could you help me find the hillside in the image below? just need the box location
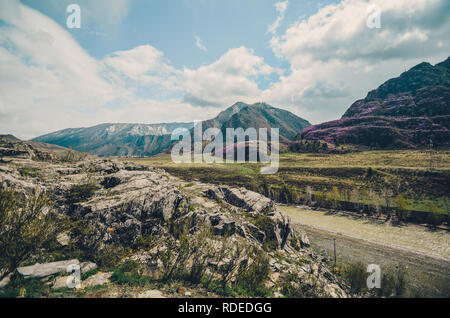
[298,56,450,150]
[202,102,311,143]
[0,139,347,298]
[1,135,86,162]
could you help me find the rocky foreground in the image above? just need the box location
[0,137,347,298]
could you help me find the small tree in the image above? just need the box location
[428,201,444,229]
[0,187,59,280]
[328,186,341,210]
[395,194,409,222]
[381,188,394,219]
[305,186,313,205]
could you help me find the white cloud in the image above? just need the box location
[0,0,126,139]
[104,45,180,90]
[182,47,282,107]
[264,0,450,123]
[271,0,450,66]
[195,35,207,52]
[0,2,278,138]
[267,0,289,35]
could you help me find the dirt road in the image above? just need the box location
[278,205,450,297]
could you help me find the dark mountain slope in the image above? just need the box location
[298,56,450,150]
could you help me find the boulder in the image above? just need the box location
[56,232,71,246]
[204,186,275,214]
[0,274,12,289]
[82,272,112,288]
[17,259,80,278]
[80,262,97,273]
[51,276,71,289]
[137,290,166,298]
[299,232,310,248]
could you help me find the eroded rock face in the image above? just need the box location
[205,186,275,214]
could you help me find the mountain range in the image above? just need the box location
[32,56,450,155]
[33,103,311,157]
[33,123,194,157]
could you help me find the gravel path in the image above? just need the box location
[278,205,450,297]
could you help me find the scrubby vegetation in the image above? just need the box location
[0,188,60,281]
[339,262,408,297]
[67,181,99,203]
[156,226,272,297]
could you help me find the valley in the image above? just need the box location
[128,150,450,219]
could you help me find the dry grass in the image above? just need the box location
[279,150,450,170]
[125,150,450,213]
[126,149,450,170]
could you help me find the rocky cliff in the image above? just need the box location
[0,137,346,298]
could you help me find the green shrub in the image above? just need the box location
[18,167,42,179]
[253,215,278,251]
[342,262,367,294]
[132,235,156,250]
[279,272,324,298]
[376,265,407,298]
[234,248,271,297]
[111,271,151,287]
[0,188,60,281]
[81,268,98,281]
[290,235,301,251]
[428,201,445,228]
[68,181,99,203]
[110,259,151,287]
[2,273,49,298]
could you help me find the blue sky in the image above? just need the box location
[22,0,334,70]
[1,0,449,139]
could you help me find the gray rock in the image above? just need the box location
[205,186,275,214]
[17,259,80,278]
[52,276,71,289]
[137,290,166,298]
[300,232,310,248]
[82,272,112,288]
[0,273,12,289]
[80,262,97,273]
[56,232,71,246]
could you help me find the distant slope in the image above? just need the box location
[33,123,194,157]
[298,56,450,150]
[202,102,311,142]
[34,103,310,157]
[1,135,85,161]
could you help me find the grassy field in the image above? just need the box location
[125,150,450,215]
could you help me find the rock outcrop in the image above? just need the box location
[0,138,347,298]
[17,260,80,278]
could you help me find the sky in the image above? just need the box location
[0,0,449,139]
